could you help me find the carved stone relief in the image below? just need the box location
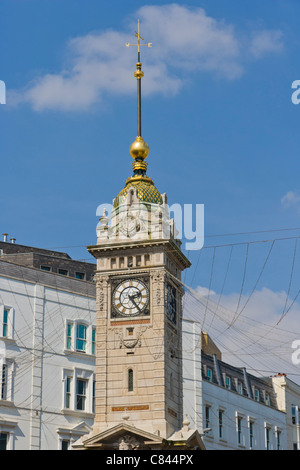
[110,325,150,349]
[150,269,165,307]
[96,275,109,312]
[114,434,141,450]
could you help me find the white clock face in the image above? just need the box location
[113,279,149,316]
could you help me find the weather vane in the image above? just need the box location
[126,20,152,138]
[125,19,152,62]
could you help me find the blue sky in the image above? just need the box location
[2,1,300,377]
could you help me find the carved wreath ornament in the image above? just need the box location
[111,325,150,349]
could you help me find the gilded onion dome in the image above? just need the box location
[113,136,162,209]
[113,179,163,209]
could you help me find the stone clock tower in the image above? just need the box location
[73,23,204,451]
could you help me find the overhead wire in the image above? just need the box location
[228,242,249,329]
[202,247,216,329]
[276,238,298,325]
[207,245,233,330]
[175,233,300,384]
[182,289,300,383]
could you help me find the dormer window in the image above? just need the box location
[75,272,85,280]
[40,265,51,272]
[58,268,68,276]
[225,376,231,390]
[206,367,212,382]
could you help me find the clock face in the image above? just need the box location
[112,279,149,316]
[167,284,177,324]
[119,212,140,237]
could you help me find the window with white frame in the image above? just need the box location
[76,324,87,352]
[0,419,16,450]
[92,379,96,414]
[61,439,70,450]
[62,368,94,415]
[92,328,96,355]
[0,432,8,450]
[76,378,87,410]
[65,320,96,355]
[248,419,255,449]
[276,428,282,450]
[66,323,72,350]
[1,306,13,339]
[292,405,298,425]
[204,404,211,430]
[206,367,212,382]
[57,427,92,451]
[1,364,7,400]
[218,409,224,439]
[225,376,231,390]
[265,425,271,450]
[2,309,8,337]
[0,359,14,402]
[236,414,244,446]
[65,376,72,409]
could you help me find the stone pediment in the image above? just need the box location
[72,423,205,450]
[57,421,93,439]
[71,421,93,435]
[72,423,164,450]
[167,428,206,450]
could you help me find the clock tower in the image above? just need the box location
[74,22,204,450]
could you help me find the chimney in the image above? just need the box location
[2,233,8,242]
[10,238,16,244]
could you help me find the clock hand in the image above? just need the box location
[129,294,142,311]
[131,293,141,299]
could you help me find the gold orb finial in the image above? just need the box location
[129,136,149,160]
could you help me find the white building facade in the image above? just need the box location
[0,259,96,450]
[182,319,288,450]
[271,374,300,450]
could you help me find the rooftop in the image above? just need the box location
[0,235,96,282]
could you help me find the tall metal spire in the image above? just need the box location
[126,20,152,137]
[112,25,161,208]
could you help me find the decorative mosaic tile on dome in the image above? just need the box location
[113,180,163,208]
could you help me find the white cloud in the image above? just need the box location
[281,190,300,212]
[13,4,284,112]
[248,29,284,59]
[184,284,300,328]
[134,4,243,79]
[183,285,300,383]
